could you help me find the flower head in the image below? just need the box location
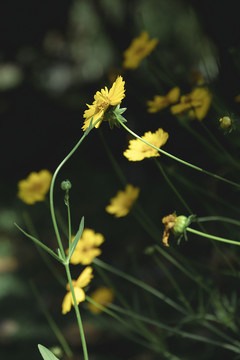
[62,267,93,314]
[69,229,104,265]
[123,128,169,161]
[162,213,191,246]
[106,184,140,218]
[170,87,212,121]
[17,170,52,205]
[88,287,114,314]
[82,76,125,131]
[147,87,180,113]
[122,31,158,70]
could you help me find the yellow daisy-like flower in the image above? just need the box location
[106,184,140,218]
[88,287,114,314]
[123,128,169,161]
[17,170,52,205]
[69,229,104,265]
[62,266,93,315]
[147,87,180,113]
[82,76,125,131]
[122,31,158,70]
[170,87,212,121]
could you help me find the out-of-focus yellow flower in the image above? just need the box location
[147,87,180,113]
[122,31,158,70]
[106,184,140,218]
[170,87,212,121]
[88,287,114,314]
[234,94,240,102]
[82,76,125,131]
[123,128,169,161]
[62,267,93,315]
[69,229,104,265]
[17,170,52,205]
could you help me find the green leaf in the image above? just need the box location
[14,223,61,263]
[38,344,60,360]
[66,216,84,262]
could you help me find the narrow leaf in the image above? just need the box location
[38,344,60,360]
[67,216,84,262]
[14,223,61,263]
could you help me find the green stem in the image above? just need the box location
[30,280,73,358]
[93,258,188,315]
[153,158,193,214]
[65,263,89,360]
[186,227,240,246]
[49,119,100,259]
[197,216,240,227]
[118,119,240,189]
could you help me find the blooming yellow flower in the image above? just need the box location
[106,184,140,218]
[147,87,180,113]
[170,87,212,121]
[123,128,169,161]
[70,229,104,265]
[122,31,158,70]
[88,287,114,314]
[62,266,93,315]
[17,170,52,205]
[82,76,125,131]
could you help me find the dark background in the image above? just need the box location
[1,0,240,359]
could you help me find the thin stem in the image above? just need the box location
[186,227,240,246]
[65,263,89,360]
[153,158,193,214]
[197,216,240,227]
[118,119,240,189]
[49,119,100,259]
[30,280,73,358]
[93,258,188,315]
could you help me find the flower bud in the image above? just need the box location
[173,215,188,236]
[61,180,72,191]
[219,116,232,130]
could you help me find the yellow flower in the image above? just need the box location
[82,76,125,131]
[170,87,212,121]
[17,170,52,205]
[70,229,104,265]
[62,266,93,315]
[88,287,114,314]
[147,87,180,113]
[122,31,158,70]
[106,184,140,218]
[123,128,169,161]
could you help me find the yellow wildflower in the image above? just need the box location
[82,76,125,131]
[62,266,93,315]
[106,184,140,218]
[122,31,158,70]
[70,229,104,265]
[147,87,180,113]
[170,87,212,121]
[123,128,169,161]
[88,287,114,314]
[17,170,52,205]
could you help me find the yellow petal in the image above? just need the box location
[76,266,94,288]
